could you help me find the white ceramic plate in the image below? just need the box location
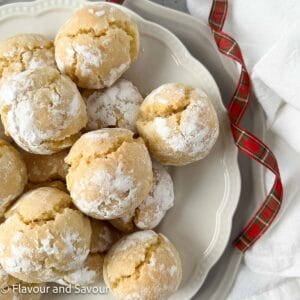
[0,1,241,299]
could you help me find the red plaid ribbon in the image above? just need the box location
[107,0,283,252]
[209,0,283,252]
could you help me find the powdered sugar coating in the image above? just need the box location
[134,161,174,229]
[103,62,130,87]
[137,83,219,166]
[114,230,157,252]
[84,79,143,131]
[73,44,103,76]
[153,99,218,155]
[0,67,87,154]
[110,161,174,232]
[60,253,104,287]
[103,230,182,300]
[0,187,91,283]
[65,128,153,220]
[0,33,55,82]
[55,5,139,89]
[71,162,139,219]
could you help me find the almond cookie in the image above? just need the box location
[0,140,27,218]
[55,4,139,89]
[22,150,69,183]
[0,67,87,154]
[83,79,143,131]
[110,161,174,232]
[58,219,120,287]
[0,187,91,283]
[136,83,219,165]
[0,33,55,81]
[103,230,182,300]
[65,128,153,219]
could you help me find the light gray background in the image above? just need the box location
[151,0,188,12]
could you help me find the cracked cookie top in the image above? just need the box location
[0,67,87,154]
[54,4,139,89]
[0,140,27,218]
[83,78,143,132]
[0,187,91,283]
[137,83,220,166]
[0,33,55,82]
[65,128,153,220]
[103,230,182,300]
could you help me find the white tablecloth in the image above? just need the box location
[188,0,300,299]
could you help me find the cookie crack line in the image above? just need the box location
[69,136,139,171]
[62,19,136,58]
[0,44,53,77]
[139,102,190,124]
[13,204,71,226]
[64,20,133,40]
[110,236,162,288]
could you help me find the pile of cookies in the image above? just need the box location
[0,3,219,300]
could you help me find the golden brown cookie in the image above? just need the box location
[136,83,219,165]
[55,4,139,89]
[103,230,182,300]
[0,187,91,283]
[0,33,55,82]
[0,67,87,154]
[65,128,153,220]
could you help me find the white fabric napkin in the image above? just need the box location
[187,0,300,299]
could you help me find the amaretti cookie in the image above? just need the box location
[0,33,55,81]
[0,67,87,154]
[136,83,219,165]
[0,264,43,300]
[110,161,174,232]
[59,219,120,286]
[55,4,139,89]
[22,150,69,183]
[0,140,27,217]
[83,79,143,131]
[65,128,153,219]
[103,230,182,300]
[0,187,91,283]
